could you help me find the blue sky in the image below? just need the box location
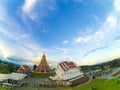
[0,0,120,67]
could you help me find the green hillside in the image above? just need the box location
[80,58,120,72]
[0,60,19,74]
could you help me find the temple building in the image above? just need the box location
[50,61,84,81]
[17,65,31,74]
[36,54,51,72]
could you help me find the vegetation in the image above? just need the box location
[0,60,19,74]
[33,64,37,70]
[0,78,119,90]
[72,78,120,90]
[1,58,120,90]
[0,88,10,90]
[31,72,56,78]
[80,58,120,72]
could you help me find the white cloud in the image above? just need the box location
[75,36,92,43]
[0,41,11,58]
[63,40,69,44]
[41,29,49,33]
[114,0,120,11]
[32,57,40,63]
[0,6,8,22]
[22,0,57,21]
[56,48,68,54]
[0,9,58,65]
[22,0,37,13]
[73,0,120,65]
[104,15,117,28]
[22,0,38,20]
[74,0,120,44]
[1,0,120,67]
[0,5,44,63]
[74,11,117,43]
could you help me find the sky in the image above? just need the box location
[0,0,120,67]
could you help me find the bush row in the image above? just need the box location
[31,72,56,78]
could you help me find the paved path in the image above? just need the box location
[76,76,93,87]
[24,78,46,87]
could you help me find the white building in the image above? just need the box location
[50,61,84,81]
[0,73,27,81]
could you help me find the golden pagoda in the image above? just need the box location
[36,54,51,72]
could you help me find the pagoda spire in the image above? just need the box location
[36,54,51,72]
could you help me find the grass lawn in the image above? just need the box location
[0,87,11,90]
[1,78,120,90]
[73,78,120,90]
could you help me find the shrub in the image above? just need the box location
[31,72,55,78]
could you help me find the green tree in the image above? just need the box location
[33,64,37,70]
[7,64,14,73]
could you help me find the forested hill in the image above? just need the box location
[0,59,19,74]
[80,58,120,72]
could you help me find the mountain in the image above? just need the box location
[80,58,120,72]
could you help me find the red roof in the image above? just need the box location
[59,61,77,71]
[17,65,31,73]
